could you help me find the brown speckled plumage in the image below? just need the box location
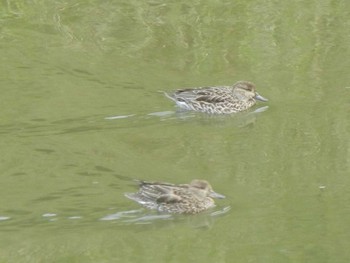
[165,81,268,114]
[125,179,225,214]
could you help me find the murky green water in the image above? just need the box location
[1,0,350,262]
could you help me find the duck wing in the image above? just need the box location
[172,87,231,103]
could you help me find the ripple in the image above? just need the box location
[100,209,143,221]
[100,206,231,225]
[210,206,231,217]
[0,216,10,221]
[42,213,57,217]
[105,114,135,120]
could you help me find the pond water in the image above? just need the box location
[1,0,350,262]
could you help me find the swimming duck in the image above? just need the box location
[165,81,268,114]
[125,179,225,214]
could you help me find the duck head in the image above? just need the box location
[233,81,268,102]
[189,179,226,199]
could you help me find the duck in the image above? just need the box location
[125,179,225,214]
[165,80,268,114]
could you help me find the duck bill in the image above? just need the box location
[255,93,268,102]
[209,191,225,199]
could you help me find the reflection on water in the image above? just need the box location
[100,206,231,226]
[105,105,269,128]
[0,105,268,138]
[0,206,231,230]
[100,209,173,223]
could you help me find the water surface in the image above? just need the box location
[1,0,350,262]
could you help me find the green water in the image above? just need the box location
[1,0,350,262]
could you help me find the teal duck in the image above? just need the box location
[125,179,225,214]
[165,81,268,114]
